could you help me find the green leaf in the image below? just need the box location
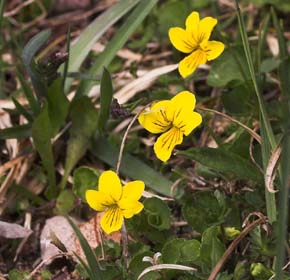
[216,272,233,280]
[66,216,103,280]
[221,85,252,115]
[0,0,5,28]
[32,102,56,197]
[144,197,171,230]
[11,97,33,122]
[62,26,71,90]
[162,238,184,264]
[91,137,173,197]
[207,47,250,87]
[73,166,100,201]
[12,184,46,206]
[98,68,113,133]
[56,189,76,214]
[0,124,31,139]
[17,71,40,115]
[200,226,225,271]
[182,192,225,233]
[46,78,69,136]
[76,0,158,97]
[157,1,188,37]
[233,261,251,280]
[162,238,200,264]
[178,147,262,182]
[22,29,51,99]
[30,79,69,197]
[8,269,29,280]
[60,96,98,189]
[260,57,281,73]
[62,0,140,92]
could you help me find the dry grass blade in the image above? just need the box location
[137,264,196,280]
[114,64,178,104]
[197,107,261,144]
[0,114,19,202]
[4,0,35,17]
[265,144,282,193]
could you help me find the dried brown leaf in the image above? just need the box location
[0,221,32,238]
[265,144,282,193]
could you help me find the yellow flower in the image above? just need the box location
[169,11,225,78]
[138,91,202,162]
[85,170,144,234]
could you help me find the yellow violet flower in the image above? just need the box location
[169,11,225,78]
[138,91,202,162]
[85,170,144,234]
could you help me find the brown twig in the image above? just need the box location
[208,216,266,280]
[0,153,33,176]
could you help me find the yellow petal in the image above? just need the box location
[85,190,114,211]
[185,11,200,32]
[202,40,225,61]
[173,111,202,136]
[178,50,207,78]
[118,200,144,218]
[100,206,123,234]
[122,181,144,201]
[154,127,183,162]
[138,100,172,134]
[98,170,122,202]
[167,91,196,120]
[168,27,195,53]
[198,17,217,43]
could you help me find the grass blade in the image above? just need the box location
[62,26,71,91]
[0,124,31,139]
[257,12,270,75]
[22,29,51,99]
[91,137,173,197]
[66,216,103,280]
[98,68,113,134]
[234,0,277,223]
[17,71,40,115]
[271,8,290,97]
[271,8,290,278]
[62,0,140,92]
[75,0,158,98]
[0,0,5,27]
[0,0,6,99]
[11,97,33,122]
